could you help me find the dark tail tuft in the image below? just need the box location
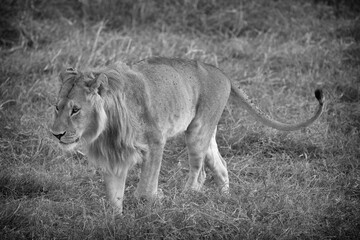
[314,89,324,105]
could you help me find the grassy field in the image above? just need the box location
[1,0,360,239]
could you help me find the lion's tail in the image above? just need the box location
[230,84,325,131]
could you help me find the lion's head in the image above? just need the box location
[50,64,147,175]
[50,68,108,151]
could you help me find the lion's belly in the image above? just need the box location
[152,91,196,138]
[164,110,195,138]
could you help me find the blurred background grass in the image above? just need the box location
[1,0,360,239]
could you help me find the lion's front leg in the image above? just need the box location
[135,139,165,201]
[103,167,129,214]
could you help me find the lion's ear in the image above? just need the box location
[89,73,108,96]
[59,68,78,83]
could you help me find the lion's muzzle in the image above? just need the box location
[50,130,80,147]
[52,130,66,141]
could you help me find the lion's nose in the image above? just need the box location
[52,131,66,140]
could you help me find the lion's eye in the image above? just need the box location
[55,105,59,112]
[71,106,80,115]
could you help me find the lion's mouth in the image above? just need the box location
[60,138,80,145]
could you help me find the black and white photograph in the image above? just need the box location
[1,0,359,239]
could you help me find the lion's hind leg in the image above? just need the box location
[184,124,229,193]
[184,150,207,192]
[184,121,213,192]
[205,127,229,194]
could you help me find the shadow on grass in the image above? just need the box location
[0,172,51,200]
[0,202,33,240]
[227,131,323,160]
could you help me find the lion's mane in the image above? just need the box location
[86,63,148,175]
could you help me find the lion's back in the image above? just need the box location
[134,57,231,100]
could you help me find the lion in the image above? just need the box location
[50,57,324,213]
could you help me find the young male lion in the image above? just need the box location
[50,57,324,213]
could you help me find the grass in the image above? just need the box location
[1,0,360,239]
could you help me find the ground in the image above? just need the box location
[1,0,360,239]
